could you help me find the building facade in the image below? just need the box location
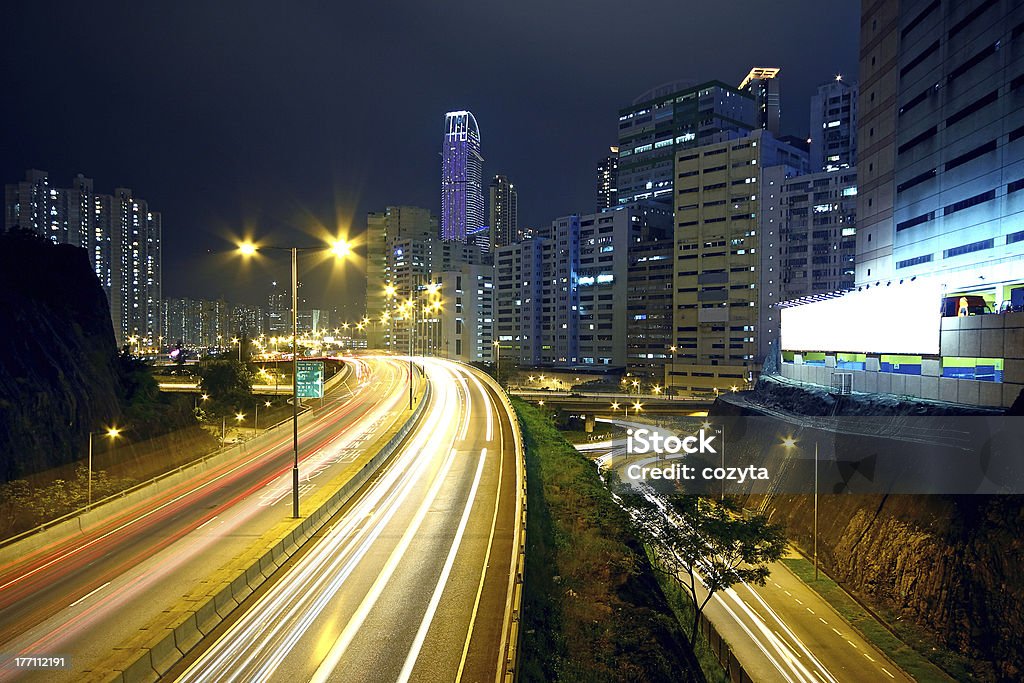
[441,110,485,244]
[770,169,858,300]
[856,0,1024,311]
[810,76,859,172]
[365,206,437,348]
[5,170,161,346]
[668,130,808,395]
[494,206,670,370]
[740,67,782,136]
[626,239,674,380]
[615,81,755,207]
[488,174,518,251]
[596,148,619,211]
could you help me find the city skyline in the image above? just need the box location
[0,1,859,309]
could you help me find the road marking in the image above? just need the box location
[818,617,827,625]
[70,581,110,607]
[196,515,218,530]
[813,671,826,682]
[881,666,895,678]
[457,380,505,681]
[806,607,815,614]
[847,639,858,649]
[309,447,458,683]
[794,598,804,605]
[832,627,842,636]
[784,590,792,596]
[864,653,876,662]
[398,447,488,682]
[773,582,781,588]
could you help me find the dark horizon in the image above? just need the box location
[2,1,859,312]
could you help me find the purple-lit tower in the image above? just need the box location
[441,110,485,243]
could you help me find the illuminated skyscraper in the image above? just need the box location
[740,67,782,136]
[441,110,485,243]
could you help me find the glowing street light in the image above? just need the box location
[782,434,819,580]
[88,427,121,505]
[237,236,353,519]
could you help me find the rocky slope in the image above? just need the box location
[713,378,1023,680]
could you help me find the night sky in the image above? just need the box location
[2,1,859,317]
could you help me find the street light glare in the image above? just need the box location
[781,436,798,449]
[107,427,121,438]
[331,239,351,258]
[238,242,257,256]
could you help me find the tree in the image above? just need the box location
[197,360,253,416]
[626,490,787,643]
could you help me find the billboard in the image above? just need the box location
[780,278,942,355]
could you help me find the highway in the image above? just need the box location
[173,358,523,683]
[0,356,417,681]
[591,423,916,683]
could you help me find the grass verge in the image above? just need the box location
[645,549,730,683]
[513,398,701,682]
[781,557,959,681]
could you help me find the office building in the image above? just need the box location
[856,0,1024,307]
[668,130,808,395]
[5,170,162,346]
[488,174,518,250]
[433,264,494,363]
[365,206,437,348]
[626,239,674,380]
[739,67,782,136]
[386,236,488,355]
[596,148,619,211]
[441,110,485,243]
[767,169,858,300]
[266,281,289,334]
[615,80,755,207]
[494,205,670,369]
[810,76,859,172]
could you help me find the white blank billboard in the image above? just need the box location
[780,278,941,354]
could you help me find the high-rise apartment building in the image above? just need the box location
[488,174,518,251]
[5,170,161,346]
[596,148,619,211]
[232,304,264,338]
[433,264,494,363]
[810,76,859,172]
[441,110,485,244]
[856,0,1024,309]
[266,281,289,334]
[365,206,437,348]
[767,170,858,300]
[615,81,755,207]
[668,130,808,394]
[740,67,782,136]
[161,298,230,350]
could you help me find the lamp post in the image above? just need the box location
[238,238,351,518]
[87,427,121,506]
[782,435,818,580]
[493,340,501,386]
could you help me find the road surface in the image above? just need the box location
[173,358,523,683]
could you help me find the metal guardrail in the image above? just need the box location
[0,364,352,559]
[466,368,527,683]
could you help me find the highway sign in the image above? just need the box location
[296,360,324,398]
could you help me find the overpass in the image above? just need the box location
[509,389,715,416]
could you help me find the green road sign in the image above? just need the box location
[296,360,324,398]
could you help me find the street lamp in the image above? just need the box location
[232,337,241,362]
[87,427,121,505]
[782,435,818,580]
[493,340,501,386]
[238,237,352,518]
